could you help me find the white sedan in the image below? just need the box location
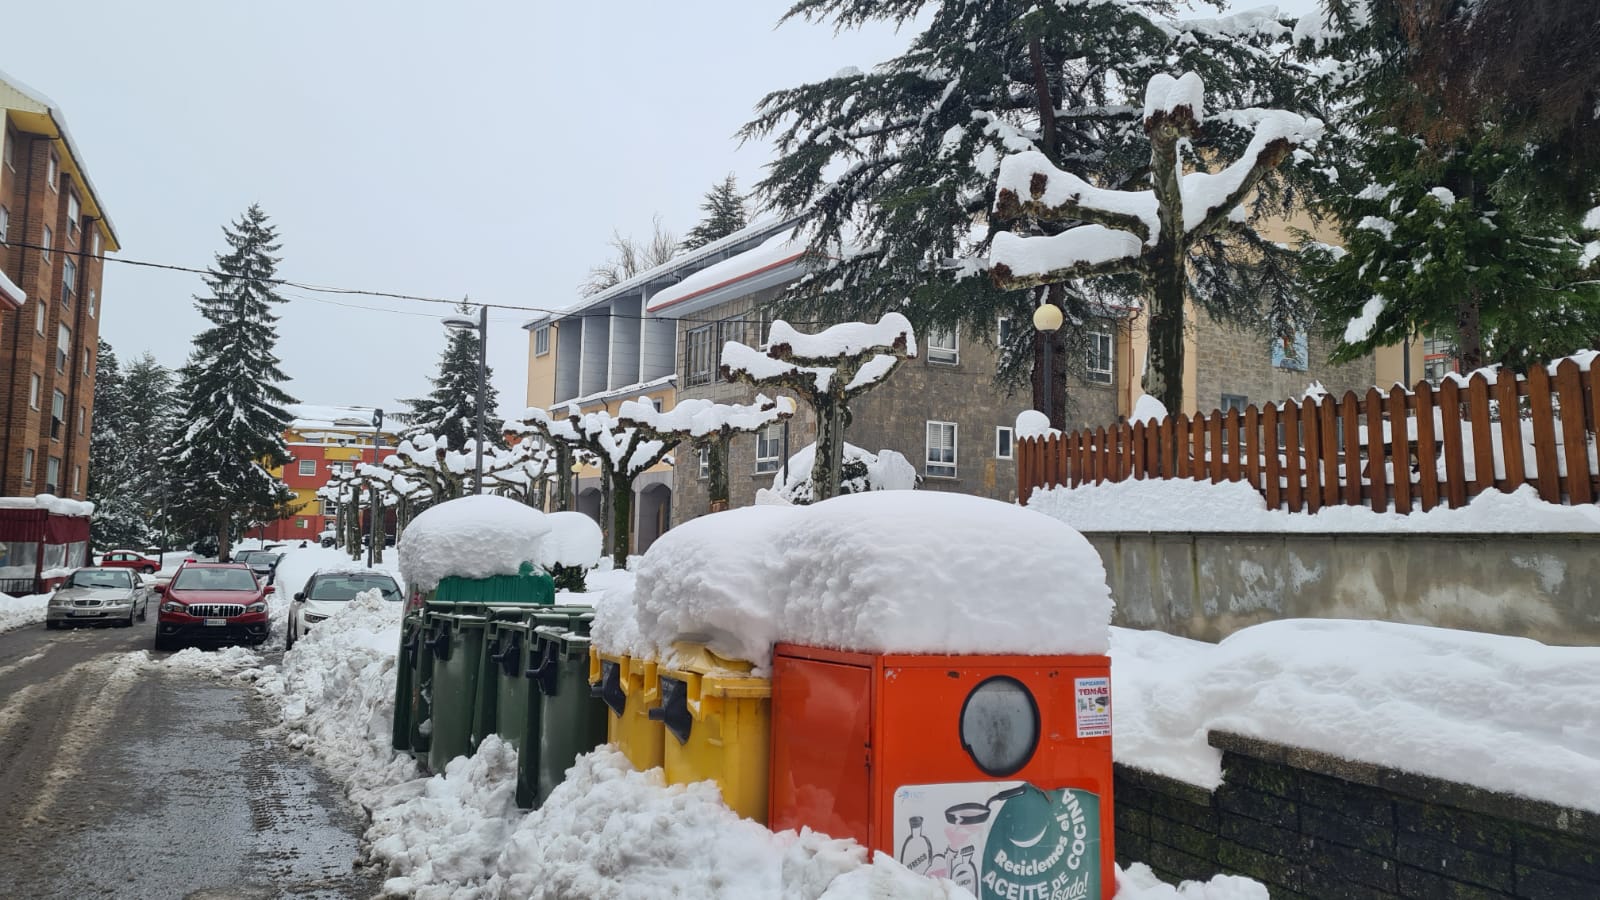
[285,569,403,649]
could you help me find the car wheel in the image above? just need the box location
[45,619,60,630]
[154,633,178,652]
[140,565,156,574]
[285,626,295,651]
[137,604,147,623]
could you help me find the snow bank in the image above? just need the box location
[1116,863,1268,900]
[537,511,604,570]
[1111,620,1600,813]
[399,495,551,593]
[767,442,918,504]
[595,491,1112,670]
[1029,478,1600,533]
[0,592,49,633]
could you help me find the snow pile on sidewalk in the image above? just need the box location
[399,495,552,592]
[1030,478,1600,533]
[595,491,1112,670]
[0,592,50,634]
[1111,619,1600,812]
[161,644,268,676]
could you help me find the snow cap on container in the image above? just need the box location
[398,494,551,592]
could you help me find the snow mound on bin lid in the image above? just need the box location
[537,511,603,570]
[596,491,1112,670]
[398,495,551,593]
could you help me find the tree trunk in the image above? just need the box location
[215,509,230,562]
[1145,264,1187,416]
[813,399,846,502]
[609,471,632,569]
[1457,288,1484,371]
[1029,38,1057,163]
[555,444,572,511]
[708,434,730,512]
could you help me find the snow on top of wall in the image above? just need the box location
[537,511,603,570]
[593,491,1112,670]
[645,233,807,313]
[1113,619,1600,813]
[1029,478,1600,534]
[397,495,550,592]
[767,312,918,361]
[1130,394,1169,425]
[0,268,27,306]
[0,494,94,517]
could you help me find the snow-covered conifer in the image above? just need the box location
[400,300,499,451]
[87,340,146,549]
[681,174,749,251]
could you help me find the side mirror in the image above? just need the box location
[152,584,166,595]
[263,585,276,595]
[293,592,306,601]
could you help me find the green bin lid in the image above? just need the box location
[432,562,555,605]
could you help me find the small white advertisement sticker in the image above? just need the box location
[1074,677,1111,739]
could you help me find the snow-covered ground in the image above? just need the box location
[0,592,50,634]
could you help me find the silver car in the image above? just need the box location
[45,567,149,629]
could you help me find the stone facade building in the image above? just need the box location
[0,73,119,501]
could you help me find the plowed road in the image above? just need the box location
[0,617,379,899]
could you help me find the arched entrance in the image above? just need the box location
[635,483,672,554]
[576,487,603,527]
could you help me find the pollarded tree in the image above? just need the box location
[400,300,499,452]
[721,313,915,502]
[743,1,1320,425]
[163,205,297,560]
[988,73,1323,414]
[682,174,750,251]
[616,394,796,513]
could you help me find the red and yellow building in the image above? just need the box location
[262,405,399,543]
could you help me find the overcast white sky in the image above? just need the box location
[4,0,1317,423]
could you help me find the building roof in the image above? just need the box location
[286,404,400,434]
[644,232,809,318]
[0,69,120,251]
[523,215,804,329]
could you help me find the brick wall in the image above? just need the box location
[1114,732,1600,899]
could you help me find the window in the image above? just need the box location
[77,406,85,435]
[81,348,90,376]
[47,152,58,190]
[57,323,70,372]
[995,426,1014,460]
[298,459,316,476]
[320,499,337,517]
[92,229,100,257]
[71,465,80,494]
[652,398,664,413]
[928,326,959,364]
[1087,330,1113,384]
[685,323,716,386]
[1423,337,1457,385]
[46,456,60,491]
[33,299,45,334]
[755,423,783,474]
[534,324,550,356]
[997,316,1014,347]
[697,446,709,480]
[41,225,51,261]
[1271,330,1309,372]
[28,373,39,409]
[295,518,308,530]
[2,136,12,170]
[88,288,97,319]
[0,205,8,243]
[66,192,80,242]
[51,390,65,439]
[1221,394,1249,414]
[926,421,957,478]
[62,259,76,306]
[21,449,33,483]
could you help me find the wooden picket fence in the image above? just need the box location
[1016,358,1600,513]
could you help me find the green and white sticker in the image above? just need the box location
[892,781,1101,899]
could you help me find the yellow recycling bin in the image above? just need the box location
[589,647,665,771]
[651,643,771,822]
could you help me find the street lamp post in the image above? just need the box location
[442,306,489,495]
[1033,302,1064,427]
[367,408,383,568]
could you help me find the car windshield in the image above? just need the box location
[307,575,401,602]
[233,551,258,563]
[68,569,131,589]
[252,553,282,567]
[172,567,259,592]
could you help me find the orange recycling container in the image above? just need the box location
[588,647,665,771]
[769,644,1114,899]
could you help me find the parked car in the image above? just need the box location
[245,552,283,584]
[153,562,273,650]
[45,567,149,629]
[286,569,402,650]
[98,549,161,574]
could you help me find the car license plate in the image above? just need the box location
[204,617,227,627]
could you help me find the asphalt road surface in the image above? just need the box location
[0,616,380,899]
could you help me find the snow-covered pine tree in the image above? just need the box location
[721,313,916,502]
[121,352,178,543]
[400,300,499,452]
[681,174,749,251]
[87,340,146,549]
[1296,3,1600,371]
[989,73,1324,414]
[742,1,1319,426]
[163,204,297,560]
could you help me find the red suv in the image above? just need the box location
[154,562,273,650]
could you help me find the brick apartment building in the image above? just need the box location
[260,405,400,543]
[0,72,119,500]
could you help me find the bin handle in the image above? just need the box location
[402,630,420,664]
[426,625,451,661]
[490,633,521,677]
[525,643,560,696]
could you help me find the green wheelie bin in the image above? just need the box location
[426,611,490,774]
[528,611,606,805]
[392,610,428,753]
